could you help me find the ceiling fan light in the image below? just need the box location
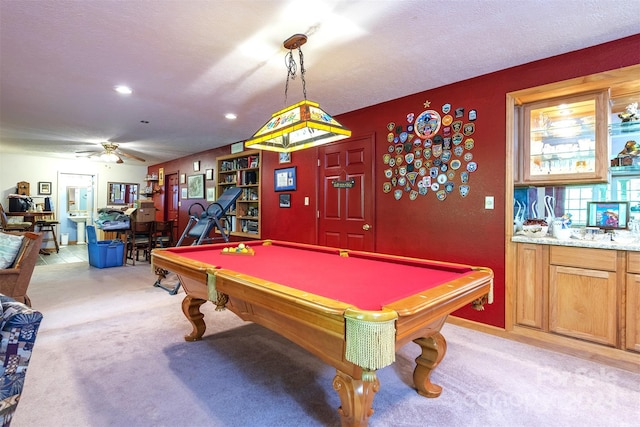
[100,152,120,162]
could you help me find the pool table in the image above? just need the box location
[151,240,493,427]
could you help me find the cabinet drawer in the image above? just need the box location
[629,252,640,274]
[549,246,617,271]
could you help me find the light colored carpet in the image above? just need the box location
[12,262,640,427]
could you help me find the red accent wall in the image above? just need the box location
[151,34,640,329]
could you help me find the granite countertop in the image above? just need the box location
[512,234,640,251]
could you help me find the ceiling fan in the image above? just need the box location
[76,142,146,163]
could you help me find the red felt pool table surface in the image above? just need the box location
[163,240,475,310]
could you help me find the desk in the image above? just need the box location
[5,211,54,231]
[151,240,493,427]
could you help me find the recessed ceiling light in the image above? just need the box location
[225,113,237,120]
[114,85,133,95]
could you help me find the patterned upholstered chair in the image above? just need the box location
[0,294,43,427]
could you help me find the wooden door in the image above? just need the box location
[166,173,179,241]
[318,134,374,251]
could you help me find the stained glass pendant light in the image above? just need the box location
[244,34,351,153]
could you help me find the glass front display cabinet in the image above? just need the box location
[520,90,609,185]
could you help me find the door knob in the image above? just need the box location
[362,223,371,231]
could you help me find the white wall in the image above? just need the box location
[0,152,147,225]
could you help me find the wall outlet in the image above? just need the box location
[485,196,494,210]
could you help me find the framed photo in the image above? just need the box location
[38,181,52,195]
[586,201,629,230]
[180,173,186,184]
[187,174,204,199]
[279,193,291,208]
[181,188,188,199]
[279,152,291,164]
[206,187,216,202]
[206,169,214,180]
[158,168,164,186]
[193,161,200,172]
[274,167,296,192]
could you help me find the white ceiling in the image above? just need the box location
[1,0,639,165]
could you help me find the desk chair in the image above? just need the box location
[152,220,174,249]
[126,221,153,265]
[0,203,32,232]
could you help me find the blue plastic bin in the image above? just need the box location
[87,225,124,268]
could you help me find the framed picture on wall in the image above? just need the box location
[279,193,291,208]
[206,187,216,202]
[181,188,188,199]
[206,169,214,180]
[187,174,204,199]
[279,152,291,164]
[180,173,186,184]
[38,181,52,195]
[193,161,200,172]
[274,167,296,191]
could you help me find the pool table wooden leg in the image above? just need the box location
[181,295,207,341]
[413,332,447,397]
[333,369,379,427]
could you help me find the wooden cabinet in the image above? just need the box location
[515,243,547,329]
[216,150,261,239]
[513,243,640,356]
[627,252,640,352]
[549,246,618,346]
[517,90,609,185]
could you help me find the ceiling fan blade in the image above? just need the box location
[115,154,124,164]
[117,150,146,162]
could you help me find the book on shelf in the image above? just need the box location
[241,171,257,185]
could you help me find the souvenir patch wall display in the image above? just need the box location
[382,100,479,201]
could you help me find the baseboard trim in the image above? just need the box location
[447,316,640,373]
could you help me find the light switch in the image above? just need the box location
[304,197,309,206]
[485,196,494,210]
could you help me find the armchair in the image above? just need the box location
[0,232,43,307]
[0,294,43,427]
[0,205,31,232]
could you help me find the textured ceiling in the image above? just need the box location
[1,0,639,164]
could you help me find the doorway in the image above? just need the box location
[57,173,96,244]
[164,172,180,242]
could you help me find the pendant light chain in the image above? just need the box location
[283,46,307,105]
[298,46,307,100]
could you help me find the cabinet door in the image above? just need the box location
[626,273,640,352]
[549,265,617,346]
[521,90,608,185]
[515,243,546,329]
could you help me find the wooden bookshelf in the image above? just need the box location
[216,149,261,238]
